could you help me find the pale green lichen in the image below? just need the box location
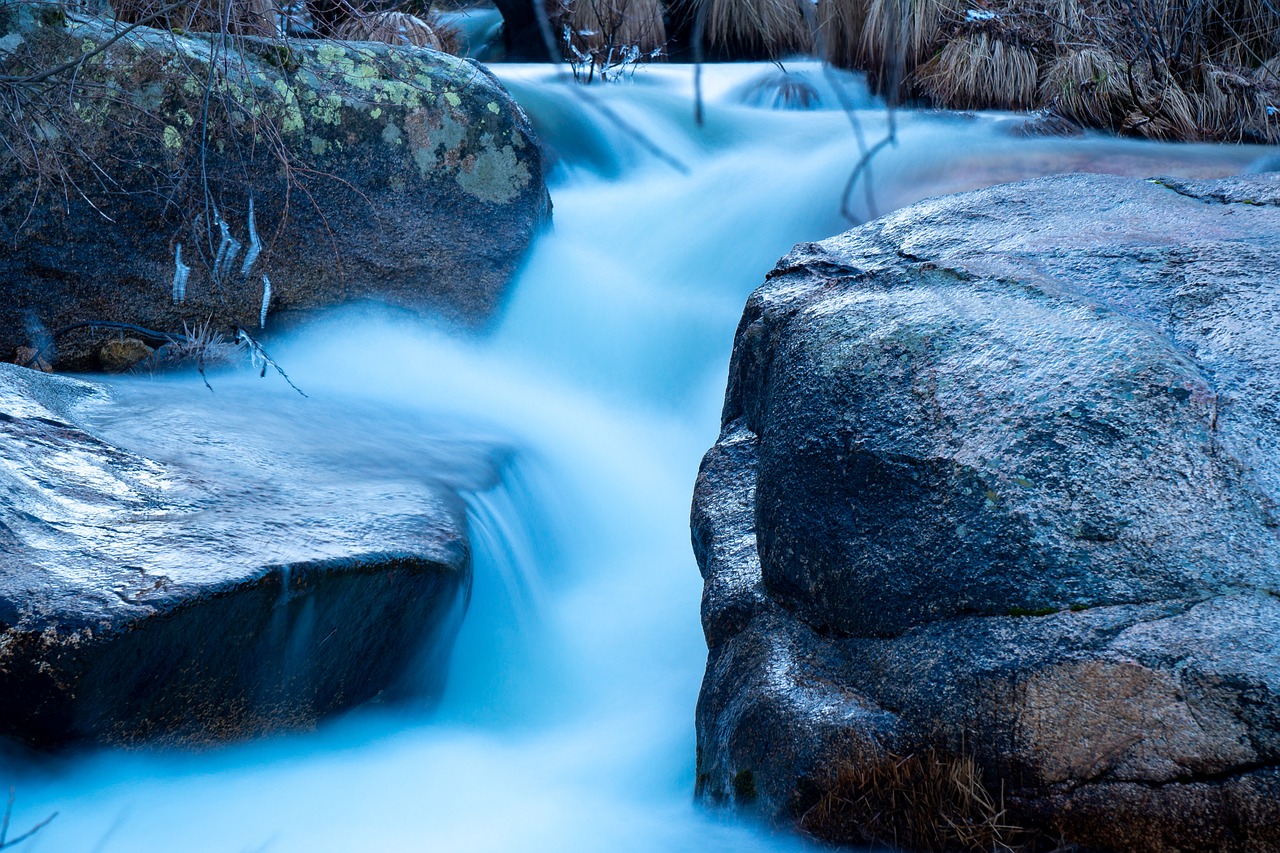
[444,91,461,108]
[433,109,465,153]
[413,146,433,176]
[370,107,382,119]
[486,102,500,114]
[456,142,531,204]
[309,92,344,126]
[310,135,330,155]
[162,125,183,151]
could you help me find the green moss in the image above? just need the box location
[1007,606,1059,617]
[733,769,758,803]
[261,44,301,74]
[1069,603,1089,612]
[37,4,67,27]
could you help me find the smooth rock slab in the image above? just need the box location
[694,173,1280,851]
[0,363,491,749]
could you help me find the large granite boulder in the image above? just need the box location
[0,6,550,368]
[694,173,1280,851]
[0,362,495,748]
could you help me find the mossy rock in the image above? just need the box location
[0,10,551,367]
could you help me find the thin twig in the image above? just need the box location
[0,1,189,85]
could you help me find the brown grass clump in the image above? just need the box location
[817,0,1280,142]
[695,0,813,55]
[800,749,1027,852]
[916,32,1038,110]
[335,10,445,49]
[861,0,960,71]
[1039,47,1127,127]
[817,0,866,68]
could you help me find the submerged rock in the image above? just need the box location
[0,8,550,369]
[0,363,494,748]
[694,173,1280,851]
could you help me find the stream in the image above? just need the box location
[2,60,1267,852]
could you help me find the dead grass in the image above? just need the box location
[860,0,960,76]
[817,0,866,68]
[141,319,243,371]
[799,748,1028,853]
[916,32,1039,109]
[335,10,443,49]
[1039,47,1128,126]
[697,0,813,55]
[811,0,1280,141]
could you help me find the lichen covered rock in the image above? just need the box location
[0,11,550,368]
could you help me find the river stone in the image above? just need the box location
[694,172,1280,851]
[0,7,550,369]
[0,362,491,749]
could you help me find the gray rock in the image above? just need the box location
[0,363,495,748]
[0,10,550,369]
[695,173,1280,851]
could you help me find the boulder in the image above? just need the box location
[0,362,495,748]
[694,173,1280,851]
[0,7,550,369]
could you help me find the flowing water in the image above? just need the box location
[2,61,1268,852]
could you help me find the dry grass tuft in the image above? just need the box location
[335,10,445,49]
[696,0,813,55]
[142,320,243,372]
[800,748,1027,852]
[916,33,1038,110]
[816,0,1280,142]
[859,0,963,87]
[1039,47,1127,127]
[428,11,463,54]
[1255,54,1280,85]
[817,0,867,67]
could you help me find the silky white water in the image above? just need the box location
[1,62,1265,852]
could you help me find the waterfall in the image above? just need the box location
[1,61,1262,852]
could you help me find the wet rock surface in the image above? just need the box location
[694,173,1280,850]
[0,363,496,749]
[0,7,551,368]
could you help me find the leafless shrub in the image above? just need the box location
[107,0,276,36]
[563,0,665,81]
